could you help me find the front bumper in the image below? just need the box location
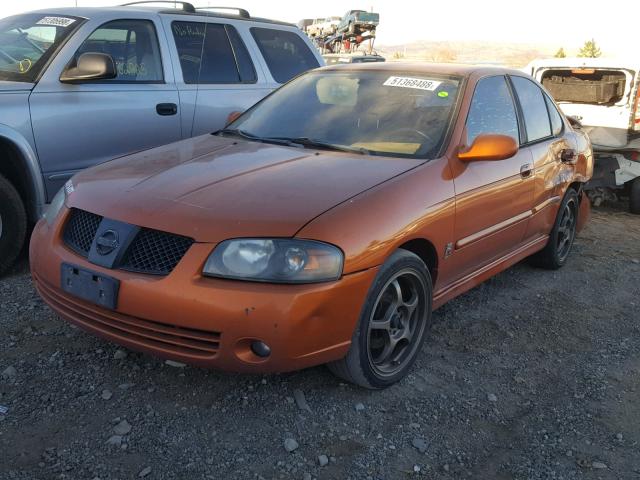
[30,209,377,373]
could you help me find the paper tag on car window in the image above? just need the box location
[383,76,442,91]
[36,17,76,28]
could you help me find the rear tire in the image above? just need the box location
[327,249,433,389]
[530,189,579,270]
[630,177,640,214]
[0,174,27,276]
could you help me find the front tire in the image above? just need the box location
[0,174,27,276]
[630,177,640,214]
[328,249,433,389]
[530,189,579,270]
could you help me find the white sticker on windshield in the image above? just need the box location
[36,16,76,28]
[383,76,442,91]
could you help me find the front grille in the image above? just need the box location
[63,209,102,256]
[121,228,194,275]
[35,274,220,359]
[62,209,194,276]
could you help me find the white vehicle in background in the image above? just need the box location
[306,16,340,37]
[527,58,640,213]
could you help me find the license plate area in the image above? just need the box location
[61,263,119,310]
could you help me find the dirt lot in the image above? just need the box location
[1,204,639,480]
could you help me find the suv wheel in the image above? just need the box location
[530,189,579,270]
[630,177,640,214]
[0,174,27,276]
[327,249,432,389]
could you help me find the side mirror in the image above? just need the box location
[60,53,117,83]
[458,134,519,162]
[226,111,243,125]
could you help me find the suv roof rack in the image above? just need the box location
[194,6,250,19]
[121,1,196,13]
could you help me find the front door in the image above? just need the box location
[447,75,534,280]
[30,18,182,200]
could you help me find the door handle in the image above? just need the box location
[156,103,178,116]
[520,163,533,178]
[560,148,577,163]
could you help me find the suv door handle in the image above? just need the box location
[520,163,533,178]
[156,103,178,116]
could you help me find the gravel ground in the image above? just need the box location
[1,204,639,480]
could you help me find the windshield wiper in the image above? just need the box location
[214,130,370,155]
[213,128,295,147]
[272,137,370,155]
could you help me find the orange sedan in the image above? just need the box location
[30,64,592,388]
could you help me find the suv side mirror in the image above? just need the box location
[458,134,519,162]
[60,53,117,83]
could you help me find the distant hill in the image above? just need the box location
[375,40,560,67]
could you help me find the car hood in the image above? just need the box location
[68,135,422,243]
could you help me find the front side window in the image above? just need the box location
[227,70,461,158]
[171,21,256,84]
[465,76,519,145]
[0,13,83,82]
[73,19,163,82]
[511,76,552,142]
[250,27,319,83]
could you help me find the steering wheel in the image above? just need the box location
[386,127,437,147]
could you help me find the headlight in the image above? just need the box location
[43,184,68,225]
[203,239,344,283]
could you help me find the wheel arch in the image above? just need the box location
[0,127,46,222]
[396,237,438,285]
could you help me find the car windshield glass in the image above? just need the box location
[0,13,82,82]
[227,70,461,158]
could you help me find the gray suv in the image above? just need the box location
[0,2,322,274]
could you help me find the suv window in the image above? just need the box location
[171,21,256,84]
[250,27,319,83]
[544,93,563,136]
[466,75,519,145]
[511,76,552,142]
[74,19,163,82]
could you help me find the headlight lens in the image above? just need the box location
[203,239,343,283]
[43,185,67,225]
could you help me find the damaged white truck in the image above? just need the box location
[527,58,640,213]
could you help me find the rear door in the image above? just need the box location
[165,18,271,137]
[30,17,182,200]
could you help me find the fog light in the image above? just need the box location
[250,341,271,358]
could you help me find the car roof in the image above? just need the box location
[318,62,526,78]
[23,6,296,27]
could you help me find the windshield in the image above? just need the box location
[227,70,461,158]
[0,13,83,83]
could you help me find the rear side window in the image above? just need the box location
[511,76,552,142]
[171,21,256,84]
[544,94,563,136]
[465,75,519,145]
[250,27,319,83]
[74,19,163,82]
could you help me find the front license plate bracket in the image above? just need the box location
[61,263,119,310]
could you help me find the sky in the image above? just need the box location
[1,0,637,56]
